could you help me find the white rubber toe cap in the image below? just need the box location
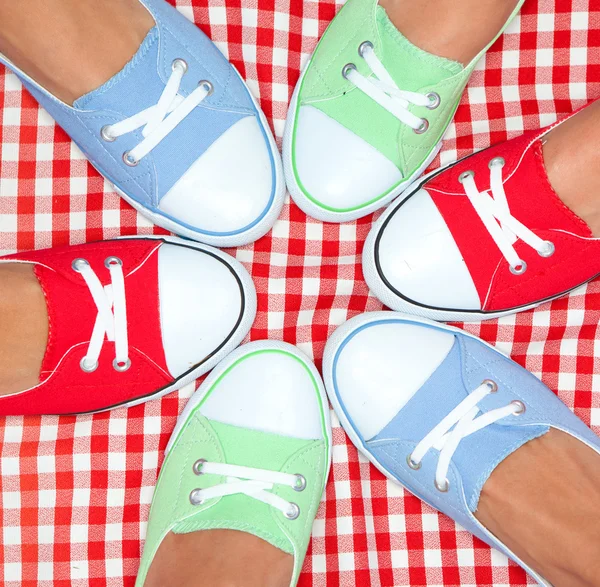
[293,105,402,212]
[200,342,325,440]
[158,116,273,235]
[376,189,481,310]
[158,243,245,378]
[329,317,455,440]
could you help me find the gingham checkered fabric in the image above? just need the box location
[1,1,599,585]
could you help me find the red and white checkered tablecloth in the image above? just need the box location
[1,0,600,585]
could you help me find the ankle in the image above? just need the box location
[542,100,600,237]
[0,264,48,396]
[145,530,293,587]
[0,0,154,104]
[379,0,521,65]
[475,429,600,586]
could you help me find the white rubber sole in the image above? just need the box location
[90,235,257,413]
[165,340,333,491]
[282,64,442,224]
[363,166,589,323]
[113,64,285,248]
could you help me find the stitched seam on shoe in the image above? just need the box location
[35,265,55,379]
[487,238,597,308]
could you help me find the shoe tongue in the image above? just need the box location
[375,6,463,91]
[371,336,548,512]
[73,26,163,117]
[34,265,97,381]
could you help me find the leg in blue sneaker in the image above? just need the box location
[0,0,154,104]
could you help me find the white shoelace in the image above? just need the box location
[343,41,440,132]
[459,157,555,274]
[189,460,307,520]
[101,59,212,166]
[406,380,526,492]
[72,257,130,373]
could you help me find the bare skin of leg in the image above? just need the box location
[542,99,600,237]
[144,530,293,587]
[476,428,600,586]
[0,0,154,105]
[0,265,48,396]
[379,0,521,65]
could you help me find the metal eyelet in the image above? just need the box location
[483,379,498,393]
[104,256,123,269]
[342,63,357,79]
[435,478,450,493]
[199,80,214,96]
[406,455,421,470]
[458,170,475,184]
[358,41,374,57]
[71,258,90,273]
[122,151,139,167]
[193,459,207,475]
[509,260,527,275]
[293,474,307,492]
[80,357,99,373]
[538,241,555,258]
[511,400,526,415]
[488,156,506,169]
[113,358,131,372]
[284,503,300,520]
[426,92,441,110]
[413,118,429,134]
[189,488,204,505]
[172,58,188,73]
[101,125,116,142]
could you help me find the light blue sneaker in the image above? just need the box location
[323,311,600,586]
[0,0,284,247]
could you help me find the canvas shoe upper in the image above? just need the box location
[364,108,600,322]
[283,0,524,223]
[0,236,256,415]
[324,312,600,586]
[0,0,285,247]
[135,341,331,587]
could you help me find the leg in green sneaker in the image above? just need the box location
[380,0,521,65]
[284,0,525,223]
[0,0,154,104]
[137,342,331,587]
[0,265,48,396]
[145,530,293,587]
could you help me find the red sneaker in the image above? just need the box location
[364,112,600,322]
[0,236,256,415]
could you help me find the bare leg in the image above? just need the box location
[0,265,48,396]
[0,0,154,104]
[378,0,521,65]
[542,99,600,237]
[476,429,600,586]
[144,530,293,587]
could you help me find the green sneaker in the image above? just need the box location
[283,0,525,223]
[135,341,332,587]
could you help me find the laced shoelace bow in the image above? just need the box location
[189,459,308,520]
[343,41,441,133]
[458,157,555,275]
[100,58,213,166]
[401,379,526,492]
[71,256,130,373]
